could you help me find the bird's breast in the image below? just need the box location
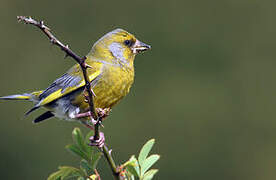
[92,64,134,108]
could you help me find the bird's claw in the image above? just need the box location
[89,132,105,148]
[74,111,97,124]
[74,111,91,118]
[96,107,111,119]
[75,108,111,129]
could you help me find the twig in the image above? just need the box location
[17,16,98,121]
[103,146,120,177]
[17,16,119,179]
[94,169,101,180]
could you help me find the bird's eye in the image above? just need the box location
[124,40,132,47]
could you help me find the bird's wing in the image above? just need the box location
[37,62,103,107]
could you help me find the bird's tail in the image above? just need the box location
[0,91,43,102]
[0,90,51,121]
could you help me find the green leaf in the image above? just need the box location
[138,139,155,166]
[127,165,140,178]
[140,155,160,176]
[85,130,94,143]
[85,130,95,157]
[80,159,93,176]
[72,128,87,153]
[47,166,83,180]
[141,169,158,180]
[66,144,89,160]
[91,152,102,170]
[125,155,140,177]
[80,153,102,176]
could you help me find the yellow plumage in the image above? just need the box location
[0,28,150,123]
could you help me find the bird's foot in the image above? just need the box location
[96,107,111,119]
[89,132,105,148]
[74,111,97,124]
[94,108,111,128]
[74,108,111,124]
[74,111,92,118]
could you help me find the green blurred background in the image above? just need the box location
[1,0,276,179]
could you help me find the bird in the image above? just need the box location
[0,28,151,125]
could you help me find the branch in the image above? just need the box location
[17,16,98,121]
[17,16,119,179]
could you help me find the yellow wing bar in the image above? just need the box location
[38,69,101,106]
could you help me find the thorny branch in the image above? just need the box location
[17,16,120,179]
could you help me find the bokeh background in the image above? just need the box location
[1,0,276,179]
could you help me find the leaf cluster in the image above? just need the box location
[47,128,102,180]
[47,129,160,180]
[121,139,160,180]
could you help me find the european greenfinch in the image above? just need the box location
[0,28,151,124]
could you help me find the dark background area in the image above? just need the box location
[1,0,276,179]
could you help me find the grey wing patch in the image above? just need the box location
[39,73,82,100]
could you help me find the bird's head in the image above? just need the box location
[89,28,151,67]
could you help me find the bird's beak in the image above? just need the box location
[131,39,151,54]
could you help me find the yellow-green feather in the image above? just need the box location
[70,58,134,111]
